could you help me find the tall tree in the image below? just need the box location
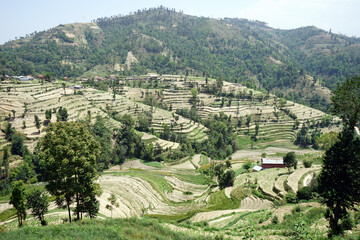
[331,76,360,128]
[318,76,360,236]
[26,189,49,226]
[39,122,101,222]
[318,128,360,236]
[10,180,27,226]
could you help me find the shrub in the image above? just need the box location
[303,159,313,168]
[284,192,298,203]
[341,213,355,231]
[242,161,253,171]
[271,215,279,224]
[292,205,302,215]
[297,186,312,200]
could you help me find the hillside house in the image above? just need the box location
[261,158,285,169]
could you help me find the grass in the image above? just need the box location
[198,154,209,166]
[207,189,240,211]
[140,160,164,168]
[175,171,208,185]
[1,217,212,240]
[0,208,16,222]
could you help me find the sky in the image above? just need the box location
[1,0,359,44]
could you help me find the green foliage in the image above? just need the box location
[283,152,297,172]
[1,217,210,240]
[11,133,24,156]
[39,122,101,222]
[9,180,27,226]
[34,115,41,131]
[4,122,15,141]
[56,107,68,122]
[242,161,253,171]
[105,193,119,218]
[297,186,312,201]
[303,159,313,168]
[207,189,240,211]
[284,192,298,204]
[318,128,360,236]
[45,109,52,121]
[26,189,49,226]
[271,215,279,224]
[331,76,360,128]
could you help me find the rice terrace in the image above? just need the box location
[1,5,360,240]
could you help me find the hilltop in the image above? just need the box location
[1,7,360,111]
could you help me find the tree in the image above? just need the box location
[26,189,49,226]
[57,107,68,122]
[105,193,119,218]
[62,82,66,96]
[12,109,16,119]
[190,88,198,108]
[318,129,360,236]
[254,123,259,137]
[45,109,52,123]
[331,76,360,128]
[218,170,235,189]
[246,115,251,133]
[11,133,24,156]
[34,115,41,132]
[318,77,360,236]
[283,152,297,173]
[10,180,27,226]
[2,147,9,180]
[4,122,14,140]
[39,122,101,222]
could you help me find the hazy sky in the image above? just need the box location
[1,0,359,44]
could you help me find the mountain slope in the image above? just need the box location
[1,7,360,110]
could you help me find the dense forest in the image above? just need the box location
[1,7,360,110]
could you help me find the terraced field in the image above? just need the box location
[0,81,209,151]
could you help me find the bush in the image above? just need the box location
[297,186,312,200]
[303,159,313,168]
[271,215,279,224]
[284,192,298,203]
[242,161,253,171]
[341,213,355,231]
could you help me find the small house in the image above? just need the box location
[261,158,285,169]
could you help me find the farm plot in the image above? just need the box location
[285,166,321,193]
[235,167,288,199]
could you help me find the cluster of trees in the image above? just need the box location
[10,181,49,226]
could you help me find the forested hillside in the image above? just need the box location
[1,7,360,111]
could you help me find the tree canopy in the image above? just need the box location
[39,122,101,222]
